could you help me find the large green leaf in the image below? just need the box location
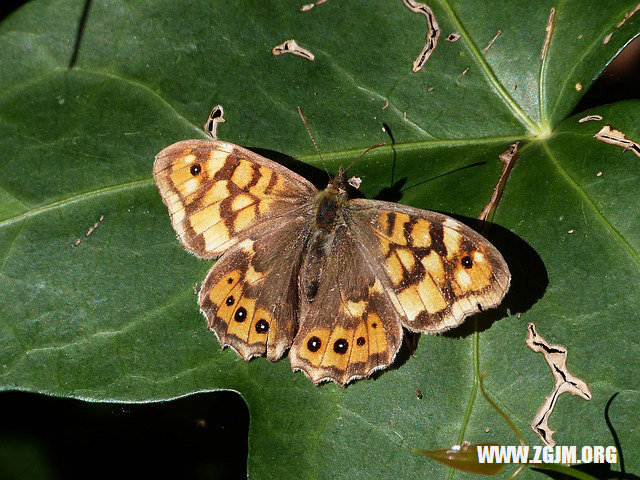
[1,1,639,478]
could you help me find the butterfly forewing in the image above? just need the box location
[347,199,511,333]
[153,139,316,258]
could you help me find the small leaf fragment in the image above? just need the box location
[402,0,440,72]
[272,39,315,61]
[300,0,326,12]
[578,114,602,123]
[204,105,225,140]
[481,30,501,54]
[478,142,520,222]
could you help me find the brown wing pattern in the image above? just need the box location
[153,139,316,258]
[199,215,312,362]
[348,199,511,333]
[155,136,510,384]
[289,225,404,384]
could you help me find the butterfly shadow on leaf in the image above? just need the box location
[247,147,330,190]
[374,122,487,204]
[443,216,549,339]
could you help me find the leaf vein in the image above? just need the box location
[437,0,541,134]
[314,47,432,137]
[0,178,153,228]
[543,142,640,266]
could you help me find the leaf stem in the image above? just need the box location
[447,318,480,480]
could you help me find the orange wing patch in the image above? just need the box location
[349,322,369,364]
[442,223,462,260]
[322,326,355,371]
[411,218,432,248]
[365,314,387,355]
[298,328,331,365]
[375,211,410,245]
[205,268,243,310]
[421,250,445,285]
[248,307,274,344]
[230,159,255,189]
[351,201,511,334]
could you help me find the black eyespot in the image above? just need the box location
[255,319,269,333]
[190,164,201,176]
[227,277,234,284]
[307,336,321,352]
[357,337,366,346]
[461,255,473,268]
[234,307,247,322]
[371,322,378,329]
[333,339,349,354]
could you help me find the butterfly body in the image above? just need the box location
[154,139,510,385]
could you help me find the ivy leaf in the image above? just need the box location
[1,1,638,478]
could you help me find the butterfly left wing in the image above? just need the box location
[154,139,316,258]
[347,199,510,333]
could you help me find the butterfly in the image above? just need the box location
[154,137,511,385]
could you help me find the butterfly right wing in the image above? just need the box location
[289,224,404,385]
[154,139,316,258]
[348,199,511,334]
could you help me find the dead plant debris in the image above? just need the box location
[526,323,592,446]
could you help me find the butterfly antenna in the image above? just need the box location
[344,142,387,173]
[297,107,328,176]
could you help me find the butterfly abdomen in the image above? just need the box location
[302,185,350,302]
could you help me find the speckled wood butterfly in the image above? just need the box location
[154,132,510,385]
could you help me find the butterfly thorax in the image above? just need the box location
[314,166,349,231]
[314,187,346,230]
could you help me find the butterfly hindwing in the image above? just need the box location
[348,199,511,333]
[153,139,316,258]
[289,225,404,384]
[200,214,313,361]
